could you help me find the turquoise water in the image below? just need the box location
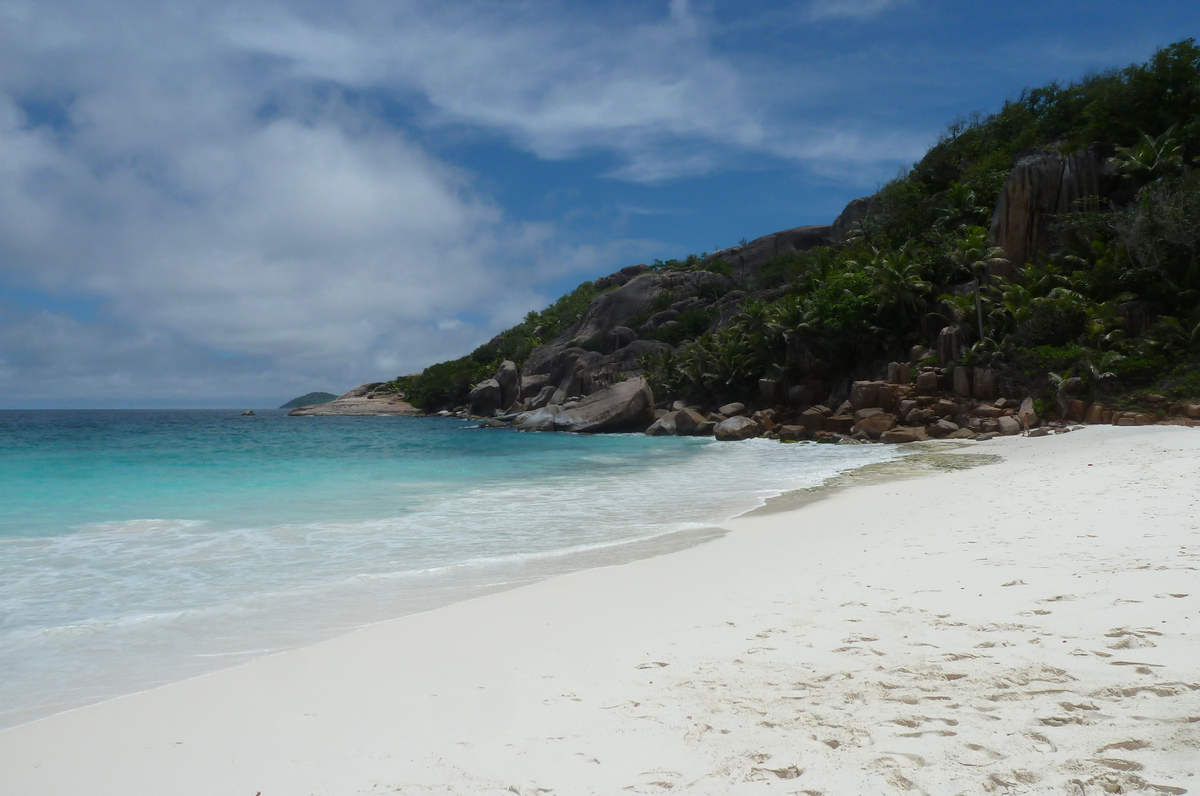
[0,410,903,728]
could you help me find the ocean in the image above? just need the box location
[0,409,904,728]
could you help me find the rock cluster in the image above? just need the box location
[449,345,1200,443]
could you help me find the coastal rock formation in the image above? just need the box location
[519,268,727,406]
[714,416,763,441]
[988,144,1123,274]
[831,195,876,243]
[697,225,833,282]
[674,407,707,435]
[535,377,656,434]
[496,361,520,411]
[593,264,650,291]
[469,379,502,417]
[512,405,562,432]
[288,383,417,416]
[644,411,678,436]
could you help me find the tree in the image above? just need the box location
[949,227,1010,341]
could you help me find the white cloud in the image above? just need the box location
[0,0,929,406]
[807,0,907,20]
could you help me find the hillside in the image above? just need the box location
[392,40,1200,431]
[280,392,339,409]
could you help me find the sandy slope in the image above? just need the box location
[0,426,1197,795]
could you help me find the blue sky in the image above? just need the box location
[1,0,1197,407]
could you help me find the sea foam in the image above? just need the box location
[0,410,905,727]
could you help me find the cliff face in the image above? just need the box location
[987,143,1126,275]
[697,225,833,281]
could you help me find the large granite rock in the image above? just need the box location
[520,271,724,406]
[513,405,562,432]
[696,225,834,282]
[714,416,764,441]
[849,380,883,411]
[552,377,655,433]
[989,144,1123,275]
[973,367,997,400]
[915,371,939,395]
[718,402,747,417]
[520,374,551,399]
[593,264,651,291]
[468,379,502,417]
[880,427,928,444]
[605,326,637,354]
[527,385,555,410]
[998,415,1021,436]
[832,196,876,244]
[852,410,895,439]
[496,360,520,411]
[674,407,707,435]
[937,324,969,366]
[644,411,678,436]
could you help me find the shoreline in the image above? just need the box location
[0,434,905,732]
[1,426,1197,794]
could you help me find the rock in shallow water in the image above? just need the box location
[714,416,764,441]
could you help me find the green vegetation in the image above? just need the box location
[393,282,600,409]
[397,40,1200,414]
[644,40,1200,408]
[279,391,338,409]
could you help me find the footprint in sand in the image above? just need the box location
[623,771,682,792]
[958,743,1005,766]
[1097,740,1149,753]
[1025,732,1057,753]
[1092,757,1144,772]
[747,764,803,781]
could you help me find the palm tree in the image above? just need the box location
[934,182,990,233]
[866,245,932,332]
[1109,127,1184,184]
[950,227,1010,341]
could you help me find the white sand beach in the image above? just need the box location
[1,425,1197,795]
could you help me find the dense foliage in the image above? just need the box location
[641,40,1200,410]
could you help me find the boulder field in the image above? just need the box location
[449,357,1200,442]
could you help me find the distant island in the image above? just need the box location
[279,392,338,409]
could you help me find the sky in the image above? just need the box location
[1,0,1197,408]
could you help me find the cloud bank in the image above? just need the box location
[0,0,930,406]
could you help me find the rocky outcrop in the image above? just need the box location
[550,377,656,433]
[988,143,1123,275]
[593,264,651,291]
[512,405,562,432]
[468,379,502,417]
[696,225,833,282]
[645,411,678,436]
[496,361,520,411]
[832,195,876,244]
[714,416,764,441]
[288,383,417,416]
[519,269,729,407]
